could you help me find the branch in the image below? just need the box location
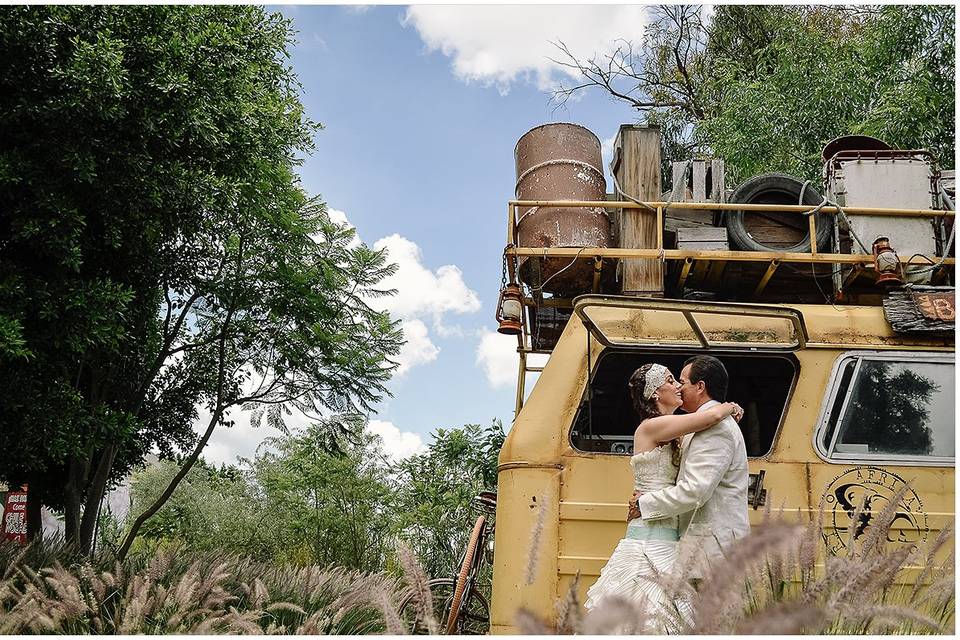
[117,236,246,560]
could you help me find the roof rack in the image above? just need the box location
[502,198,955,414]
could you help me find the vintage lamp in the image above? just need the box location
[872,236,903,287]
[496,283,523,335]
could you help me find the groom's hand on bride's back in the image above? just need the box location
[627,490,643,521]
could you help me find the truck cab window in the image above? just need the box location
[818,352,955,464]
[570,351,796,458]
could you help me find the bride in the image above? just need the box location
[583,363,743,631]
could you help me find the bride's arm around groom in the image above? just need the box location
[628,356,751,574]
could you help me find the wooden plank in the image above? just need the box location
[615,125,663,295]
[671,161,688,199]
[692,160,707,202]
[713,159,725,202]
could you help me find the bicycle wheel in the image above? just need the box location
[399,577,455,634]
[446,516,487,634]
[398,577,491,635]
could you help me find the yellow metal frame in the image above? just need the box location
[505,199,955,415]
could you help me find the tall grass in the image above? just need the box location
[511,495,954,635]
[0,539,403,634]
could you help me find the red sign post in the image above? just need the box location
[2,486,28,544]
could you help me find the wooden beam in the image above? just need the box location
[615,126,663,294]
[510,200,954,218]
[506,246,956,265]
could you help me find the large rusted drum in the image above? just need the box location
[514,123,609,295]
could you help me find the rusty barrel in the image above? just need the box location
[514,123,609,295]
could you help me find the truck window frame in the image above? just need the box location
[569,347,799,460]
[813,350,955,467]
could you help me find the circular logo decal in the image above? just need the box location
[820,466,929,554]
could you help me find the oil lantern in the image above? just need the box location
[496,283,523,335]
[872,236,903,287]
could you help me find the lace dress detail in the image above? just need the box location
[583,445,692,633]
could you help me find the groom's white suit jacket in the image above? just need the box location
[635,399,751,577]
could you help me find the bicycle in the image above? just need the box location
[400,490,497,634]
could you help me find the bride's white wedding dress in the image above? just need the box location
[584,444,693,633]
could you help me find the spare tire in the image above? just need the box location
[726,173,833,253]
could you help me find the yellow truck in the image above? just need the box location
[484,125,954,633]
[489,295,953,633]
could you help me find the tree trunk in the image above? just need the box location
[63,456,83,546]
[79,444,117,554]
[115,407,224,560]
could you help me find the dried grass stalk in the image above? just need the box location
[515,607,553,634]
[554,573,581,634]
[525,492,547,586]
[580,594,647,635]
[395,542,438,635]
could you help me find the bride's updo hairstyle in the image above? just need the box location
[627,364,682,468]
[628,363,662,422]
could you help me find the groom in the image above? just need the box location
[626,355,750,577]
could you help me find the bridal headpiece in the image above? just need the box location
[643,364,670,401]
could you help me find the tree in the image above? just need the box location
[389,420,505,578]
[248,424,395,571]
[0,6,402,556]
[553,5,955,184]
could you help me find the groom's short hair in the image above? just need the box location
[683,355,728,402]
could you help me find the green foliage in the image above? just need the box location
[700,5,956,182]
[0,5,402,554]
[389,420,505,577]
[249,425,394,571]
[128,458,266,557]
[123,419,505,582]
[556,5,955,184]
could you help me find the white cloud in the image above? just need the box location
[395,318,440,375]
[373,234,481,321]
[600,133,617,176]
[196,408,425,469]
[476,329,550,389]
[476,330,518,388]
[366,419,426,461]
[403,6,650,93]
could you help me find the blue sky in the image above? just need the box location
[202,5,654,464]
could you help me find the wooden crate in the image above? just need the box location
[665,159,725,233]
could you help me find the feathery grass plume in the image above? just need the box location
[735,601,827,635]
[515,607,554,634]
[395,541,438,635]
[373,587,407,635]
[858,482,911,558]
[797,507,821,580]
[845,493,868,555]
[525,492,548,586]
[694,522,805,634]
[580,593,648,635]
[911,521,954,603]
[829,545,914,608]
[834,602,945,634]
[554,572,582,634]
